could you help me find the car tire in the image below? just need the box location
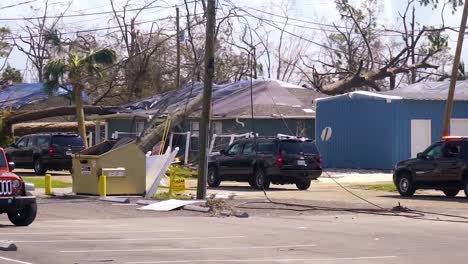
[253,169,270,190]
[248,179,256,188]
[34,158,47,175]
[396,172,416,197]
[207,167,221,187]
[296,180,311,190]
[8,202,37,226]
[443,190,459,197]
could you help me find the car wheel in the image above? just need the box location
[396,172,416,197]
[296,180,311,190]
[443,190,459,197]
[253,169,270,190]
[207,167,221,187]
[34,158,47,175]
[8,202,37,226]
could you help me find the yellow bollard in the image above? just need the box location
[99,175,107,197]
[45,174,52,195]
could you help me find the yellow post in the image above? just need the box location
[45,174,52,195]
[99,175,107,197]
[168,167,174,197]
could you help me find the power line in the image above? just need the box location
[0,0,37,10]
[0,0,199,21]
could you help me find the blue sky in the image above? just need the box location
[0,0,466,82]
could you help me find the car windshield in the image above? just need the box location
[52,136,84,147]
[0,153,6,168]
[280,141,319,154]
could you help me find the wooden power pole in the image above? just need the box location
[442,2,468,136]
[176,7,181,89]
[197,0,216,199]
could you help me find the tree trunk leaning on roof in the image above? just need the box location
[137,94,203,154]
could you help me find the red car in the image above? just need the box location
[0,147,37,226]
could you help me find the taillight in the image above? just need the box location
[276,154,283,167]
[48,146,54,157]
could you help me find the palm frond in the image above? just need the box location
[86,48,117,65]
[43,59,66,95]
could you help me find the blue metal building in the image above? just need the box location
[315,81,468,170]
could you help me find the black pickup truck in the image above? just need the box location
[5,133,85,175]
[208,136,322,190]
[394,136,468,197]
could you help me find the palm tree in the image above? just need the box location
[43,48,116,148]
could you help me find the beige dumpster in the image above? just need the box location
[72,140,146,195]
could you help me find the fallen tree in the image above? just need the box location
[2,105,120,136]
[13,121,104,136]
[137,94,203,153]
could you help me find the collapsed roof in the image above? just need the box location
[126,79,327,119]
[0,83,89,110]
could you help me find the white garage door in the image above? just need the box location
[451,119,468,136]
[411,120,431,158]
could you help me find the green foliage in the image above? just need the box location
[419,0,463,11]
[22,177,72,188]
[0,27,11,57]
[1,65,22,83]
[170,165,197,178]
[153,191,192,200]
[354,183,397,192]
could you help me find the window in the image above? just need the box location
[0,153,6,168]
[16,137,28,148]
[52,136,84,147]
[444,142,461,158]
[211,121,222,135]
[425,143,443,159]
[27,136,35,147]
[190,121,199,137]
[257,142,275,153]
[36,136,50,147]
[243,143,254,154]
[227,143,242,156]
[136,121,145,136]
[280,141,319,155]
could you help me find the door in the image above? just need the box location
[237,142,254,180]
[23,136,36,165]
[218,142,243,178]
[413,143,442,186]
[411,120,431,158]
[437,141,464,186]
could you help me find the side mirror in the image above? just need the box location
[417,152,426,159]
[220,149,226,155]
[10,143,16,148]
[8,162,15,171]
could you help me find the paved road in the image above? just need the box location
[2,189,468,264]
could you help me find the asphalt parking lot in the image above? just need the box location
[2,185,468,264]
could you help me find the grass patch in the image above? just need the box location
[169,165,197,178]
[354,183,397,192]
[22,177,72,188]
[153,192,193,200]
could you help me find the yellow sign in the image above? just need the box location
[170,177,186,193]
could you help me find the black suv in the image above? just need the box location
[5,133,85,175]
[394,136,468,197]
[208,137,322,190]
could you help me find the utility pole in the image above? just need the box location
[176,7,181,89]
[197,0,216,199]
[442,2,468,136]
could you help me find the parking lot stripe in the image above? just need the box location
[127,256,397,263]
[2,230,182,235]
[0,256,33,264]
[60,244,317,253]
[13,235,245,243]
